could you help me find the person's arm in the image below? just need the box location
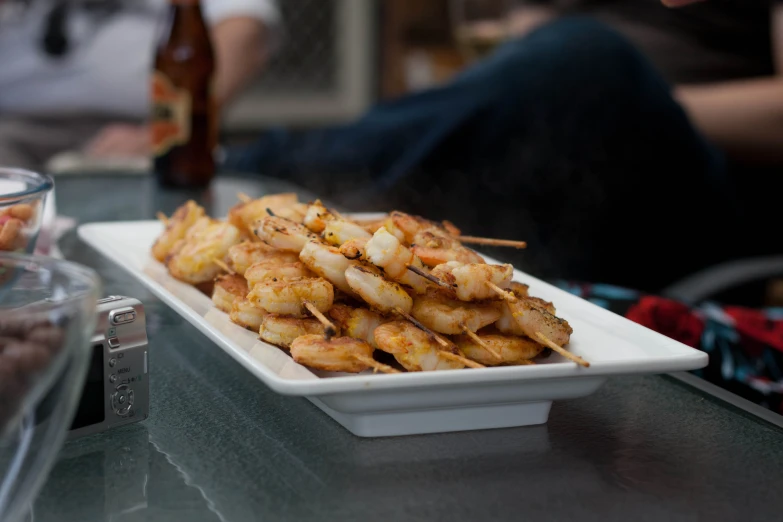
[673,5,783,164]
[212,16,269,107]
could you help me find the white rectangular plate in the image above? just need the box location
[78,220,707,437]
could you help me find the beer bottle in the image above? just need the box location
[151,0,216,188]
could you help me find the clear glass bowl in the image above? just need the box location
[0,253,100,522]
[0,168,54,254]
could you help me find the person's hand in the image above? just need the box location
[83,124,150,158]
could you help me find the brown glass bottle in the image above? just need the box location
[151,0,216,188]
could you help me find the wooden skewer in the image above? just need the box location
[406,265,454,289]
[156,212,169,225]
[303,300,337,340]
[437,351,485,369]
[460,324,501,360]
[535,332,589,368]
[393,306,451,349]
[516,359,536,366]
[486,281,517,302]
[351,354,400,374]
[456,236,527,249]
[237,192,252,203]
[212,258,236,275]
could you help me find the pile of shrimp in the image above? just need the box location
[152,193,587,375]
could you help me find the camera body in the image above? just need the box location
[68,296,149,439]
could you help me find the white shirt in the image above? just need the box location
[0,0,279,118]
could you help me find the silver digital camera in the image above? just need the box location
[68,296,149,439]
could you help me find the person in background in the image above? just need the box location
[0,0,278,169]
[224,0,780,294]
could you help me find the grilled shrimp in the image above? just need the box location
[507,297,572,347]
[411,289,501,335]
[227,241,299,275]
[290,335,374,373]
[374,321,464,371]
[247,277,334,317]
[167,220,243,284]
[339,237,368,260]
[382,211,446,244]
[364,228,430,293]
[152,200,206,262]
[303,200,340,234]
[212,274,248,313]
[244,261,314,287]
[431,262,513,301]
[496,284,544,336]
[259,315,335,349]
[230,297,268,331]
[454,330,544,366]
[299,240,360,296]
[254,216,320,253]
[322,219,372,247]
[344,265,413,314]
[228,193,302,235]
[410,229,485,267]
[328,303,388,349]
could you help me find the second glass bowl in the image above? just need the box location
[0,168,54,254]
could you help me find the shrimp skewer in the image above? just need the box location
[167,219,243,284]
[431,262,513,301]
[454,330,542,366]
[322,219,372,247]
[328,304,388,349]
[411,289,501,335]
[254,216,320,253]
[247,277,334,317]
[212,273,248,313]
[374,321,481,371]
[230,297,268,331]
[302,300,338,339]
[227,241,299,275]
[364,228,430,293]
[290,335,397,374]
[299,240,360,297]
[486,283,585,367]
[244,261,313,287]
[152,200,206,262]
[259,315,337,349]
[344,265,413,315]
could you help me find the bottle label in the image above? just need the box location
[151,71,192,156]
